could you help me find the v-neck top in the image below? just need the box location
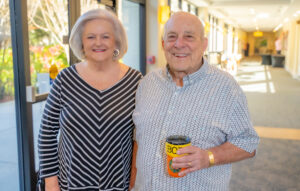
[73,64,131,93]
[38,65,142,191]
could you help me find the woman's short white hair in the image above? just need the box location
[69,8,127,61]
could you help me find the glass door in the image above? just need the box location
[27,0,69,173]
[2,0,122,190]
[0,1,20,190]
[120,0,146,74]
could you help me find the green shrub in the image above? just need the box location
[0,45,68,101]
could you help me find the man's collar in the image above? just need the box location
[163,58,209,86]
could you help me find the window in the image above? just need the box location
[0,1,20,190]
[27,0,69,94]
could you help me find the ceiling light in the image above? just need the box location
[273,23,282,32]
[257,13,269,19]
[252,18,257,22]
[297,10,300,14]
[284,18,289,23]
[250,8,255,14]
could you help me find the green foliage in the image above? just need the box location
[260,39,267,47]
[0,45,68,101]
[0,48,14,100]
[29,28,51,45]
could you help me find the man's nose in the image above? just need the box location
[174,37,185,48]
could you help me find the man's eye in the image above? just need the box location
[87,36,95,39]
[167,35,176,40]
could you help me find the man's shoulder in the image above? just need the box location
[141,68,164,81]
[206,64,241,90]
[137,68,165,89]
[207,64,235,81]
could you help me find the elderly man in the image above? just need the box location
[131,12,259,191]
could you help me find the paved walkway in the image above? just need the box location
[0,101,45,191]
[230,56,300,191]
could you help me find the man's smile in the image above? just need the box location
[172,53,188,58]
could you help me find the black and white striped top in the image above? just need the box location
[38,65,142,191]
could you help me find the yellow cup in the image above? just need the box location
[165,135,191,178]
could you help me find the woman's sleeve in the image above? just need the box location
[38,72,63,178]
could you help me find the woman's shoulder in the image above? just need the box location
[57,64,78,77]
[126,67,143,80]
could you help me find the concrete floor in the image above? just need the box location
[230,56,300,191]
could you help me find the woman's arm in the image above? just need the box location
[129,141,138,190]
[45,176,60,191]
[38,73,63,189]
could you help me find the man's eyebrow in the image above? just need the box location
[184,31,195,35]
[166,31,177,35]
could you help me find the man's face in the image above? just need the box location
[162,14,208,75]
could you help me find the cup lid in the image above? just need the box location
[166,135,191,145]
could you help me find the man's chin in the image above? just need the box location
[168,66,188,73]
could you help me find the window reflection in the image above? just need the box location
[121,0,141,71]
[0,0,20,190]
[27,0,69,94]
[81,0,105,13]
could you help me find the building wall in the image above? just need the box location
[145,3,300,80]
[285,17,300,79]
[146,0,167,73]
[247,32,276,56]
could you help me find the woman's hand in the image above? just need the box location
[45,176,60,191]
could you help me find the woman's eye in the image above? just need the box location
[87,36,95,39]
[103,35,110,39]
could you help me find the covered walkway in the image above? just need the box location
[230,56,300,190]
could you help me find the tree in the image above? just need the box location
[27,0,69,62]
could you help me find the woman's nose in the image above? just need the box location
[95,36,102,45]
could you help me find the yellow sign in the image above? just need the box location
[204,21,210,33]
[49,64,58,79]
[253,31,263,37]
[158,5,170,24]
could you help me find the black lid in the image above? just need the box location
[166,135,191,145]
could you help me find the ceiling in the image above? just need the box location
[188,0,300,32]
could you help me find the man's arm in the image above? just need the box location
[172,142,255,177]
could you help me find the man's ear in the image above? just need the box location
[162,40,165,48]
[202,37,208,51]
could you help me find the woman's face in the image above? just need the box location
[82,19,116,64]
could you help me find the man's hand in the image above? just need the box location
[171,142,256,177]
[45,176,60,191]
[171,145,210,177]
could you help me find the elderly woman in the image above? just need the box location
[38,8,142,191]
